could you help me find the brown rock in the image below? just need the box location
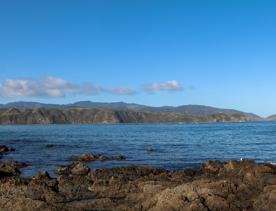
[0,159,275,210]
[71,163,90,175]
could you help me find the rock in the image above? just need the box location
[98,155,110,161]
[46,144,56,148]
[115,155,126,160]
[0,145,9,154]
[69,153,126,162]
[201,160,225,174]
[225,160,239,171]
[0,159,275,210]
[0,160,27,176]
[56,166,71,175]
[263,175,276,185]
[70,153,98,161]
[147,147,154,152]
[32,171,51,181]
[71,163,90,175]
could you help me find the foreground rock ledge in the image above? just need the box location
[0,160,275,211]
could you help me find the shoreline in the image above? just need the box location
[0,146,276,210]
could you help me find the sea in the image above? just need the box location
[0,122,275,177]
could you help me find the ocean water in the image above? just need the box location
[0,122,276,177]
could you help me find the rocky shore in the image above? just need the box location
[0,146,276,210]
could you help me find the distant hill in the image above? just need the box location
[0,108,250,124]
[0,101,262,121]
[266,115,276,121]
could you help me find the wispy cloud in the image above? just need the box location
[144,80,183,92]
[0,77,184,98]
[106,87,138,95]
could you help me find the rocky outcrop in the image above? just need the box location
[0,159,275,210]
[0,108,250,124]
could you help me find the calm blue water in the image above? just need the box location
[0,122,276,177]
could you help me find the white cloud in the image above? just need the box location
[0,77,79,98]
[144,80,183,92]
[0,76,137,98]
[0,77,185,98]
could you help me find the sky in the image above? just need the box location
[0,0,275,117]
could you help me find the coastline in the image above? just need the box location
[0,146,276,210]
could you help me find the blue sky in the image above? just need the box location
[0,0,275,117]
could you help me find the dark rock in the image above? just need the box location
[0,145,9,154]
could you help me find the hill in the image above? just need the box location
[266,115,276,121]
[0,108,250,124]
[0,101,262,121]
